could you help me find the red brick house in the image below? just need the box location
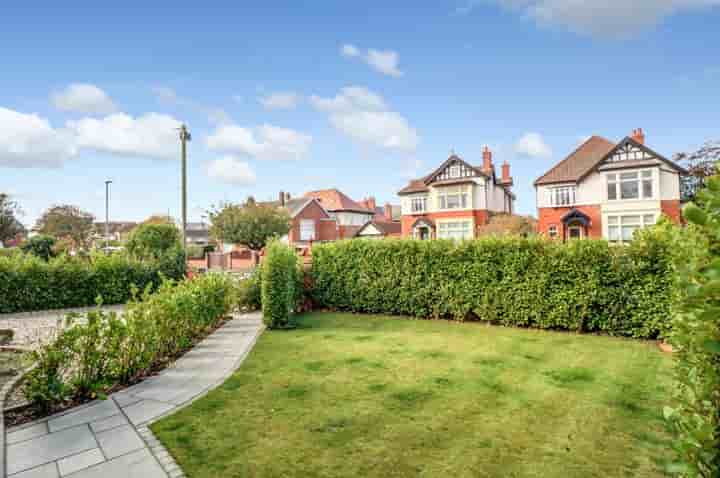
[535,129,687,242]
[397,148,515,239]
[303,189,376,239]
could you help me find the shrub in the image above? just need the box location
[311,234,678,339]
[186,245,205,259]
[237,268,262,311]
[21,235,56,261]
[664,178,720,477]
[0,251,185,314]
[126,223,182,260]
[23,273,234,411]
[261,241,299,329]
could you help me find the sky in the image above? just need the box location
[1,1,719,227]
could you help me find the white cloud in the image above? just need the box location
[310,86,419,152]
[206,124,312,161]
[340,44,404,77]
[0,107,77,168]
[479,0,720,37]
[514,132,552,159]
[151,86,231,125]
[51,83,117,115]
[68,112,182,160]
[259,92,301,110]
[206,156,257,185]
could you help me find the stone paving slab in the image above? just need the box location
[4,313,263,478]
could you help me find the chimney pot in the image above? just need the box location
[384,203,393,221]
[631,128,645,145]
[279,190,285,206]
[482,146,493,172]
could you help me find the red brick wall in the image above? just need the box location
[318,220,338,241]
[536,205,602,239]
[288,201,336,244]
[661,200,683,224]
[400,210,490,238]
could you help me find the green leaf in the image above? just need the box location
[700,339,720,354]
[683,203,707,225]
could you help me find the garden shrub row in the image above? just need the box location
[261,240,301,329]
[0,251,185,314]
[311,226,680,339]
[24,273,235,412]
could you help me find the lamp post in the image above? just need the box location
[104,180,112,251]
[179,124,192,249]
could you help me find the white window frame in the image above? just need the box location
[299,219,315,241]
[438,188,469,210]
[437,220,473,240]
[607,214,656,243]
[548,186,576,207]
[411,197,427,213]
[548,225,558,239]
[448,165,460,178]
[606,169,655,201]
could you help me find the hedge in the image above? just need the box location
[311,229,679,339]
[0,251,186,314]
[261,241,300,329]
[24,273,235,412]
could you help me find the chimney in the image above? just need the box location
[285,192,291,202]
[384,203,393,221]
[631,128,645,145]
[501,161,512,184]
[482,146,494,173]
[279,190,285,206]
[365,196,376,211]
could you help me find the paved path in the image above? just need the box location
[5,312,263,478]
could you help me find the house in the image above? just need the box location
[185,222,211,247]
[353,201,402,239]
[397,148,515,239]
[303,189,376,239]
[534,128,686,242]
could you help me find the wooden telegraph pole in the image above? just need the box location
[179,124,191,249]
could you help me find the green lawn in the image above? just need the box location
[153,312,674,478]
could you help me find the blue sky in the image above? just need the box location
[1,1,719,226]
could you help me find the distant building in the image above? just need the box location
[185,222,211,247]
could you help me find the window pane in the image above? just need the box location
[620,180,639,199]
[607,182,617,200]
[440,197,446,209]
[607,174,616,181]
[620,172,638,181]
[642,170,652,178]
[622,225,638,241]
[461,194,467,208]
[643,214,655,225]
[643,179,653,198]
[608,226,620,241]
[607,216,618,225]
[621,215,641,225]
[446,195,460,208]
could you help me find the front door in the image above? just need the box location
[418,227,430,240]
[567,225,584,240]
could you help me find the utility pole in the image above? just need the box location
[179,124,191,249]
[105,180,112,251]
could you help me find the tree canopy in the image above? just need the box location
[209,200,290,252]
[126,223,182,260]
[0,193,25,244]
[674,140,720,203]
[35,204,94,250]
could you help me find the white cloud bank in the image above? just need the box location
[0,107,77,168]
[259,92,301,110]
[514,132,552,159]
[206,156,257,185]
[341,44,403,77]
[310,86,419,152]
[206,124,312,161]
[458,0,720,37]
[51,83,117,115]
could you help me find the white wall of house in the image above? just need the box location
[400,179,512,215]
[333,211,374,226]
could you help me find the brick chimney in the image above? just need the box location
[384,203,393,221]
[279,190,285,206]
[501,161,512,184]
[482,146,494,174]
[364,196,376,211]
[631,128,645,145]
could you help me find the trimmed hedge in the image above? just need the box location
[311,230,678,339]
[0,251,186,314]
[24,273,235,412]
[261,241,300,329]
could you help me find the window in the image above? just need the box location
[549,186,576,206]
[438,221,472,240]
[299,219,315,241]
[411,197,427,213]
[548,225,558,239]
[607,214,655,243]
[449,165,460,178]
[607,170,654,201]
[438,188,468,209]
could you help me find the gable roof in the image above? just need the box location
[355,220,402,237]
[534,136,616,186]
[597,137,688,175]
[304,189,373,213]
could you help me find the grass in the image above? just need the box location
[153,312,674,478]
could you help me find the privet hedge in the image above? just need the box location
[24,273,235,412]
[261,241,300,329]
[311,230,678,339]
[0,251,186,314]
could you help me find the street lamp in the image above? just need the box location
[105,180,112,251]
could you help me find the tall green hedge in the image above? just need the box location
[311,231,678,339]
[261,241,300,329]
[0,251,186,314]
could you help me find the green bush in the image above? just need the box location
[311,233,679,339]
[664,178,720,477]
[0,251,185,314]
[261,241,299,329]
[237,268,262,311]
[24,273,234,411]
[21,235,56,261]
[126,223,182,260]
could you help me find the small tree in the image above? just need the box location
[126,223,182,260]
[674,140,720,203]
[0,193,25,245]
[209,200,290,261]
[35,205,94,250]
[21,235,56,261]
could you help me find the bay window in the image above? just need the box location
[549,186,576,206]
[607,170,654,201]
[437,221,472,240]
[411,197,427,213]
[607,214,656,243]
[438,188,468,210]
